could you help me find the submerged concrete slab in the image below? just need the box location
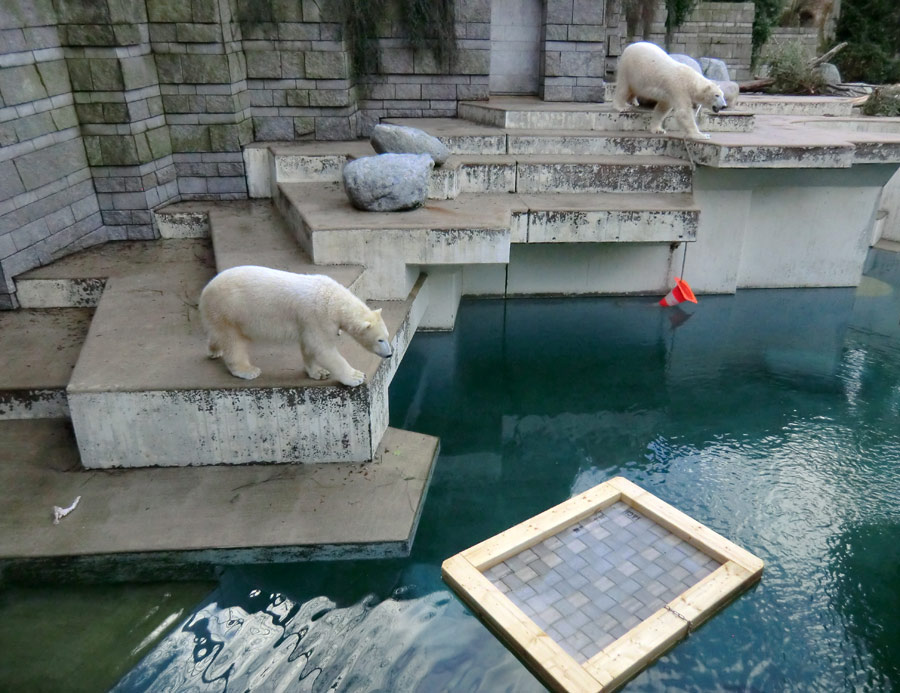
[0,419,438,582]
[0,309,93,419]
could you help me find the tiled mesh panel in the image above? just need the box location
[484,501,722,663]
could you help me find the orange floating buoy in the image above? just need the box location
[659,277,698,306]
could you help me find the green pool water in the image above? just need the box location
[2,249,900,692]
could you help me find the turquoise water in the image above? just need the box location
[3,250,900,691]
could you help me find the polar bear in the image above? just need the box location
[613,41,727,139]
[198,266,392,386]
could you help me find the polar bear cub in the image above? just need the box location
[199,266,392,386]
[613,41,727,139]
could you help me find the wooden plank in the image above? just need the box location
[442,554,606,693]
[462,481,621,570]
[667,560,758,627]
[584,607,689,691]
[609,477,764,573]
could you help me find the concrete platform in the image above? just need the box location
[0,419,438,582]
[0,308,93,419]
[66,236,427,466]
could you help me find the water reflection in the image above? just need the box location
[114,570,541,692]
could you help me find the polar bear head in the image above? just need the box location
[354,307,393,358]
[699,81,728,113]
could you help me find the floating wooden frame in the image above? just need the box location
[442,476,764,693]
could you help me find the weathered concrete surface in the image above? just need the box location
[155,201,212,239]
[14,239,214,309]
[520,192,698,243]
[0,419,438,582]
[0,308,93,419]
[514,155,692,194]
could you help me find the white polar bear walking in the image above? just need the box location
[613,41,727,139]
[198,266,392,386]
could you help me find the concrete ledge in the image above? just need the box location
[0,308,93,420]
[0,419,439,582]
[515,155,692,194]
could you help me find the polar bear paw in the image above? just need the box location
[695,132,711,140]
[339,369,365,387]
[230,365,261,380]
[307,365,330,380]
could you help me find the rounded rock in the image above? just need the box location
[342,153,434,212]
[371,124,450,166]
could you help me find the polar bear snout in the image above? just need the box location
[374,338,393,358]
[710,90,727,113]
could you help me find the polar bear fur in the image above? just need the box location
[613,42,728,139]
[199,266,392,386]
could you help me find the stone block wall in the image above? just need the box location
[149,0,251,199]
[356,0,490,134]
[0,0,102,309]
[542,0,608,101]
[763,27,821,62]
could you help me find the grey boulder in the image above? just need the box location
[670,54,703,74]
[816,62,842,85]
[342,153,434,212]
[371,123,450,166]
[700,57,730,82]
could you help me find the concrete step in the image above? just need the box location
[513,154,691,194]
[275,182,512,300]
[13,238,213,309]
[735,94,857,117]
[520,192,698,243]
[459,96,754,133]
[0,308,93,419]
[66,210,428,467]
[259,143,691,200]
[277,182,697,263]
[0,418,438,580]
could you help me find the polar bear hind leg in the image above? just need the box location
[612,79,635,112]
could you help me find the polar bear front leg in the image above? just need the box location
[316,347,365,387]
[675,106,710,139]
[222,335,261,380]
